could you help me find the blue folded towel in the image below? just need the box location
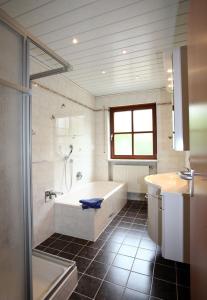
[79,198,104,210]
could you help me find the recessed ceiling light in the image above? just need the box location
[101,70,106,74]
[167,68,172,73]
[168,84,173,88]
[122,50,127,54]
[72,37,78,44]
[135,76,140,79]
[33,82,38,87]
[168,77,173,81]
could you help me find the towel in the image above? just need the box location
[79,198,104,210]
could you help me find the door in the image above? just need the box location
[188,0,207,299]
[0,19,32,299]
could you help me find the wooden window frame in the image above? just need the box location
[110,103,157,159]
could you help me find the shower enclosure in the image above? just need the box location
[0,8,72,300]
[0,19,32,299]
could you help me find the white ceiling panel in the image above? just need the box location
[41,15,187,56]
[69,61,164,81]
[25,0,140,33]
[37,1,188,45]
[1,0,189,95]
[30,14,187,59]
[34,27,186,70]
[80,79,166,96]
[16,0,97,27]
[56,29,187,66]
[64,35,186,71]
[73,74,166,90]
[1,0,55,17]
[79,76,165,88]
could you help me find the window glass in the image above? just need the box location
[133,109,153,131]
[114,111,131,132]
[114,134,132,155]
[134,133,153,155]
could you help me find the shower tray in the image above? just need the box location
[32,250,77,300]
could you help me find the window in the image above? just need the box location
[110,103,157,159]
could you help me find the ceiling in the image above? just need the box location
[0,0,189,96]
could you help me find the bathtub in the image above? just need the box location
[54,181,127,241]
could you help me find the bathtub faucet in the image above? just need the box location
[45,190,63,202]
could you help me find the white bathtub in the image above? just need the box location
[54,181,127,241]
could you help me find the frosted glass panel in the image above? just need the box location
[133,109,153,131]
[134,133,153,155]
[114,134,132,155]
[0,86,26,299]
[114,111,131,132]
[0,20,29,300]
[0,21,23,84]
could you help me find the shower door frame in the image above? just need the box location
[23,37,33,300]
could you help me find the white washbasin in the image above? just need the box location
[145,172,189,194]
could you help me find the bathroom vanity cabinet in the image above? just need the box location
[145,173,190,263]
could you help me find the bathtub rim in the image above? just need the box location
[55,181,126,208]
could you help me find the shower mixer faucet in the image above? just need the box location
[45,190,63,202]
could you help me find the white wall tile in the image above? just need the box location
[32,61,96,247]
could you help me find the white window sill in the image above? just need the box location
[108,159,157,165]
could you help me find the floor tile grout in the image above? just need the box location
[76,201,147,299]
[35,200,190,300]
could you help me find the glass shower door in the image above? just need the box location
[0,20,32,300]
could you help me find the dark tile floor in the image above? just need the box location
[36,200,190,300]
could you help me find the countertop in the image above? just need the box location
[144,172,189,194]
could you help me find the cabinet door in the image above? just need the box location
[162,193,187,262]
[148,193,161,245]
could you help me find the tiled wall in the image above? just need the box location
[32,62,96,246]
[94,88,186,193]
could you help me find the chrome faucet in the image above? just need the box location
[178,168,193,180]
[45,190,63,202]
